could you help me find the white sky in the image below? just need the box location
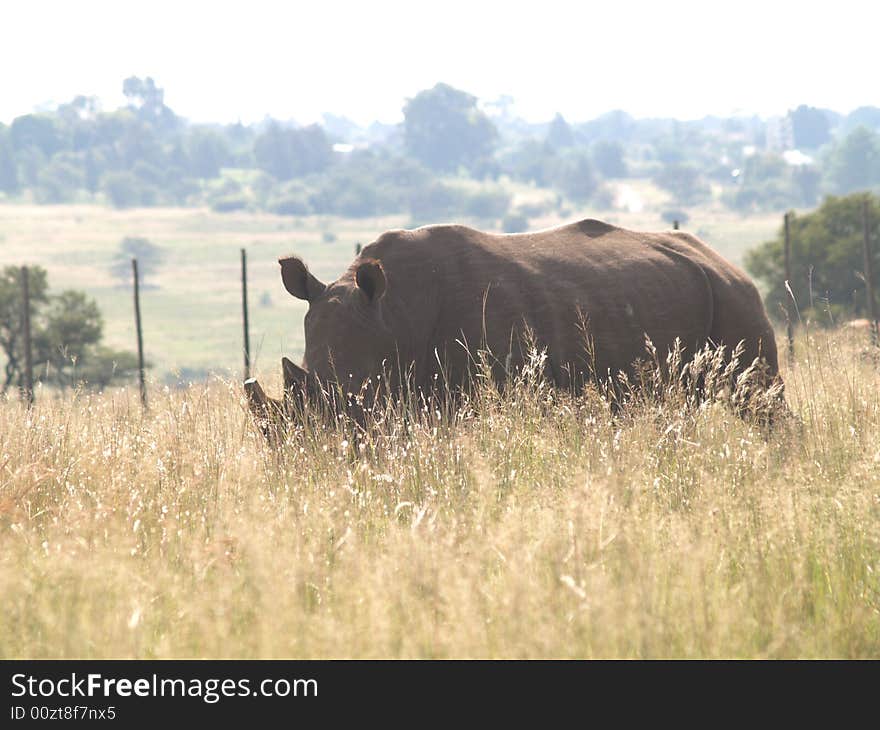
[2,0,877,126]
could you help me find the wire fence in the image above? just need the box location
[12,212,880,407]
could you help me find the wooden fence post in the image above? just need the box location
[241,248,251,379]
[863,197,879,348]
[20,266,34,406]
[784,211,795,361]
[132,258,147,409]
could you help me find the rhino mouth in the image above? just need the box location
[245,358,385,439]
[244,376,285,440]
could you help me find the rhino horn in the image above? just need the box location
[244,377,285,441]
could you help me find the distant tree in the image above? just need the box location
[841,106,880,135]
[268,187,313,216]
[592,140,627,178]
[102,171,142,208]
[470,155,502,181]
[742,152,787,184]
[723,178,795,213]
[502,139,557,187]
[576,110,635,144]
[0,265,141,391]
[0,266,49,392]
[122,76,177,130]
[825,127,880,194]
[167,140,190,171]
[33,290,103,385]
[653,162,710,206]
[309,167,383,217]
[407,181,464,223]
[554,152,598,203]
[254,122,296,180]
[111,237,164,287]
[118,120,164,169]
[253,123,333,180]
[56,94,100,125]
[788,105,832,149]
[653,139,686,165]
[303,149,433,218]
[123,76,162,109]
[10,115,61,156]
[403,83,497,173]
[719,151,811,212]
[72,346,142,389]
[187,128,229,178]
[15,147,45,188]
[83,149,100,193]
[792,165,822,206]
[545,113,575,150]
[36,157,84,203]
[463,187,511,221]
[744,193,880,323]
[90,111,129,158]
[0,127,20,194]
[131,160,164,186]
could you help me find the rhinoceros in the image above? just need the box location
[245,218,781,431]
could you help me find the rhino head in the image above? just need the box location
[245,254,397,436]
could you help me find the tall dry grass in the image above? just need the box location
[1,327,878,658]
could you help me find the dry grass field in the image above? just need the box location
[1,324,878,658]
[2,197,874,659]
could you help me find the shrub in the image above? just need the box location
[463,187,511,221]
[744,192,880,323]
[102,171,143,208]
[408,182,464,224]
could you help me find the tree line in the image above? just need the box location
[746,193,880,326]
[2,78,880,228]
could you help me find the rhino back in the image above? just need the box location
[358,220,763,388]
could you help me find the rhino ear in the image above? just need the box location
[279,256,326,301]
[355,259,386,303]
[282,357,308,391]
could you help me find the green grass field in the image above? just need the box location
[0,190,783,380]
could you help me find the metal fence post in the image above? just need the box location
[20,266,34,406]
[132,258,147,408]
[863,197,879,347]
[241,248,251,379]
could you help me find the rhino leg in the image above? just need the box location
[244,377,285,441]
